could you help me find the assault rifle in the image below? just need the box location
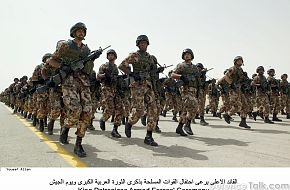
[52,45,111,85]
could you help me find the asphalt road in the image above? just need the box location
[1,103,290,167]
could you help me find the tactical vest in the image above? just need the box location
[132,52,152,74]
[105,62,119,77]
[62,40,93,75]
[231,67,243,84]
[179,62,198,88]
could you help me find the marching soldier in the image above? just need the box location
[267,69,282,122]
[196,63,209,126]
[220,56,251,129]
[47,22,100,157]
[171,48,200,136]
[251,66,274,123]
[97,49,123,138]
[119,35,158,146]
[280,74,289,119]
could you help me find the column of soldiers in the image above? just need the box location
[1,22,290,158]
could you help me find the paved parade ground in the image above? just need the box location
[1,103,290,168]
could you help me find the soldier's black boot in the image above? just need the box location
[205,107,209,114]
[87,119,95,131]
[162,110,167,117]
[200,116,209,126]
[144,131,158,146]
[141,115,147,126]
[252,111,257,121]
[13,107,17,114]
[23,112,28,118]
[47,119,55,135]
[32,115,37,126]
[248,112,253,119]
[264,116,274,124]
[111,125,121,138]
[239,118,251,129]
[216,112,222,119]
[110,115,115,122]
[184,120,194,135]
[176,122,187,136]
[27,113,32,120]
[259,111,264,119]
[74,136,87,158]
[154,120,161,133]
[21,110,24,116]
[281,109,286,115]
[212,112,218,117]
[125,122,133,138]
[39,119,44,132]
[192,119,196,124]
[11,104,14,109]
[59,127,69,144]
[172,114,178,122]
[44,116,48,128]
[122,117,126,125]
[195,114,200,119]
[287,113,290,119]
[223,113,231,124]
[99,118,106,131]
[272,113,282,122]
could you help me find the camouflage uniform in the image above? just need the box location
[119,35,158,146]
[48,22,96,157]
[267,70,282,121]
[280,75,290,119]
[251,66,274,123]
[217,80,230,118]
[98,59,124,138]
[222,56,250,128]
[173,52,200,136]
[31,63,49,131]
[163,77,181,121]
[206,82,220,115]
[8,79,19,109]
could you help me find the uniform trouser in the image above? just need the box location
[179,87,198,124]
[198,90,206,116]
[101,86,123,126]
[255,91,270,117]
[10,94,16,107]
[37,92,49,119]
[62,76,92,138]
[229,90,247,118]
[129,82,157,131]
[286,96,290,113]
[49,88,62,120]
[207,96,219,112]
[27,95,34,114]
[122,97,131,118]
[23,97,29,113]
[219,93,230,113]
[280,94,288,111]
[269,93,281,114]
[32,93,38,116]
[164,93,181,115]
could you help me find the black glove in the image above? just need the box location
[157,67,165,73]
[104,73,111,82]
[61,65,72,73]
[180,75,189,84]
[38,78,45,85]
[133,74,141,81]
[45,80,55,88]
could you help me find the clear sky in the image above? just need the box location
[1,0,290,91]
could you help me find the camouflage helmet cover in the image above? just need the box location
[70,22,87,38]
